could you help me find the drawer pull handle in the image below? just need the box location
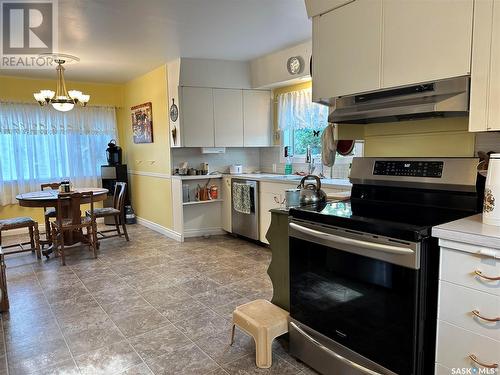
[474,270,500,281]
[469,354,498,369]
[472,309,500,322]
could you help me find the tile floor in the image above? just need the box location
[0,224,318,375]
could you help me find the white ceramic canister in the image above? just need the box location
[483,153,500,225]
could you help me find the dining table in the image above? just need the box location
[16,187,108,256]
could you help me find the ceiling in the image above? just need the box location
[0,0,311,83]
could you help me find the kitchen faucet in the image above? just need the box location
[306,145,315,175]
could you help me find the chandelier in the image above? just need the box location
[33,54,90,112]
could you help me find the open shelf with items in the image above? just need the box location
[182,199,223,206]
[171,176,224,241]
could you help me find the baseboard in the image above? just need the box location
[183,227,225,238]
[135,216,182,242]
[1,218,105,237]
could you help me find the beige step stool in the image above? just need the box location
[230,299,289,368]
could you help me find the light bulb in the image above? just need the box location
[40,90,55,100]
[79,94,90,104]
[52,102,74,112]
[33,92,44,102]
[68,90,82,100]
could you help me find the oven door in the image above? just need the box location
[289,220,420,375]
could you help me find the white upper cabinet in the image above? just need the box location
[382,0,473,89]
[310,0,474,101]
[214,89,244,147]
[470,0,500,132]
[312,0,382,101]
[180,87,271,147]
[181,87,214,147]
[243,90,272,147]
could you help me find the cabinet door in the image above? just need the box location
[487,1,500,130]
[382,0,473,89]
[243,90,271,147]
[313,0,382,100]
[181,87,214,147]
[469,0,494,132]
[259,191,282,244]
[214,89,243,147]
[222,177,232,232]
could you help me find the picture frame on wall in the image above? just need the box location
[131,102,153,144]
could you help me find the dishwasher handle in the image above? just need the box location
[289,222,414,255]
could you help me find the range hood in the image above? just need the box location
[329,76,470,124]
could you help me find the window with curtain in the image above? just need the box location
[0,102,117,205]
[277,88,329,160]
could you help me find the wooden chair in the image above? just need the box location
[41,182,61,241]
[0,217,41,259]
[86,182,129,242]
[0,247,9,312]
[51,192,97,266]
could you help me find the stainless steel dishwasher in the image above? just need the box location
[231,179,259,240]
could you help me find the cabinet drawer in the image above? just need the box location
[440,247,500,296]
[436,320,500,371]
[435,363,450,375]
[439,281,500,341]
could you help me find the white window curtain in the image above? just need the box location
[0,103,117,205]
[277,88,329,130]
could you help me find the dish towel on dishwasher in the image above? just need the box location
[233,183,251,214]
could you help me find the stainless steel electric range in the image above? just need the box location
[288,157,482,375]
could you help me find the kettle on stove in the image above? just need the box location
[297,175,327,206]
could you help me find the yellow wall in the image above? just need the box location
[0,75,123,107]
[117,65,173,230]
[362,118,475,157]
[0,75,123,223]
[0,68,174,231]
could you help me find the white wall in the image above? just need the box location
[179,58,252,89]
[250,40,312,88]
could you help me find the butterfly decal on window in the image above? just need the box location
[313,130,320,137]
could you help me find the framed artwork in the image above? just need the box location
[131,102,153,144]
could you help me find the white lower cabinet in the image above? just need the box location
[436,321,500,371]
[259,182,289,244]
[440,246,500,297]
[435,245,500,372]
[439,281,500,342]
[222,176,232,232]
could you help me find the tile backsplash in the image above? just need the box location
[171,147,261,174]
[172,146,354,179]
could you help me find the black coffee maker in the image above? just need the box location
[106,139,122,165]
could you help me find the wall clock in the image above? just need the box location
[287,56,304,75]
[169,98,178,122]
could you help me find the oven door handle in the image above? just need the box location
[289,223,414,255]
[290,322,384,375]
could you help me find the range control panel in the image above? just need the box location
[373,160,444,178]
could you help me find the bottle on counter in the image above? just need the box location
[483,153,500,225]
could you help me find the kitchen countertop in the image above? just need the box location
[432,214,500,250]
[172,174,223,180]
[223,173,352,190]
